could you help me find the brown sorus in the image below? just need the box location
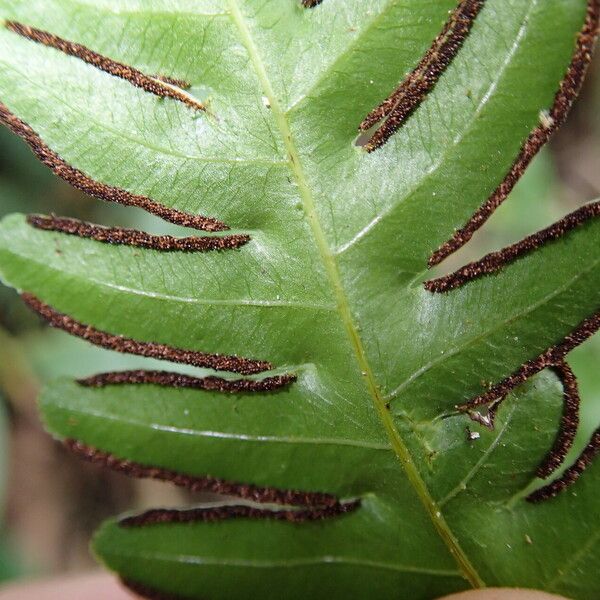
[456,313,600,497]
[0,103,227,232]
[527,428,600,503]
[28,214,249,252]
[79,370,296,393]
[65,439,344,508]
[536,362,580,479]
[425,201,600,293]
[360,0,485,151]
[466,362,580,480]
[119,500,359,528]
[429,1,600,266]
[459,312,600,412]
[5,21,204,111]
[22,293,271,375]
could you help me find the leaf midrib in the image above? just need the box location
[52,401,392,450]
[109,548,462,577]
[226,0,484,587]
[547,528,600,588]
[438,401,519,507]
[3,233,336,312]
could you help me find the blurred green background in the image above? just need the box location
[0,54,598,584]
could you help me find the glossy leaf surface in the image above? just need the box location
[0,1,598,598]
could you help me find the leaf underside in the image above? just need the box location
[0,0,599,598]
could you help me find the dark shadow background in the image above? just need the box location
[0,52,598,583]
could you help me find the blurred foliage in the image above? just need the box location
[0,399,11,581]
[0,342,21,582]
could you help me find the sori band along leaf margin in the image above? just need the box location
[0,0,599,599]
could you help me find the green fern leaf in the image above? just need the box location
[0,1,599,598]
